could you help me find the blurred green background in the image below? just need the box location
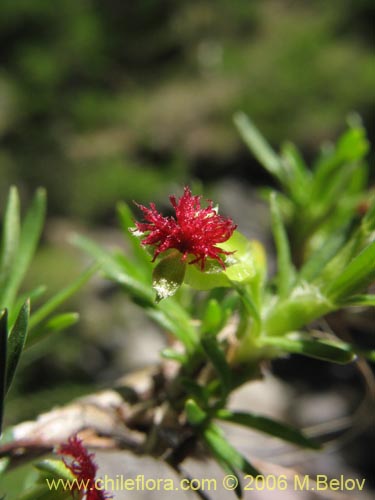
[0,0,374,219]
[0,0,374,426]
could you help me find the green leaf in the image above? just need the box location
[180,378,210,406]
[185,399,207,426]
[28,264,97,331]
[0,187,20,289]
[261,334,356,364]
[221,233,257,285]
[35,459,75,481]
[312,126,369,191]
[117,201,152,267]
[27,312,79,348]
[72,233,154,304]
[0,309,7,435]
[160,348,187,364]
[146,305,198,352]
[152,251,186,302]
[203,423,259,477]
[299,226,349,282]
[201,299,223,335]
[0,188,46,310]
[201,336,232,396]
[324,241,375,301]
[263,285,332,336]
[234,112,285,184]
[270,192,295,297]
[216,409,320,449]
[6,300,29,393]
[280,142,310,204]
[10,285,47,327]
[232,283,260,323]
[339,295,375,307]
[184,260,231,290]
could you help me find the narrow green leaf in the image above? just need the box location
[0,310,7,435]
[146,307,197,352]
[280,142,310,204]
[185,399,207,426]
[9,285,47,327]
[28,264,97,330]
[312,126,369,192]
[324,241,375,301]
[72,234,154,304]
[232,283,260,323]
[201,336,232,396]
[340,295,375,307]
[270,193,295,297]
[160,348,187,364]
[26,312,79,348]
[204,423,259,477]
[0,188,46,310]
[261,335,356,364]
[6,300,29,393]
[234,112,285,183]
[117,201,151,266]
[299,227,349,282]
[216,409,320,449]
[0,187,20,289]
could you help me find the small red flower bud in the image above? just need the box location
[58,435,111,500]
[134,187,237,270]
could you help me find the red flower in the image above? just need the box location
[134,186,237,270]
[58,435,111,500]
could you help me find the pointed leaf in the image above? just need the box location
[0,188,46,309]
[216,409,320,449]
[0,187,20,289]
[324,241,375,301]
[28,264,97,330]
[270,192,295,297]
[117,201,152,267]
[10,285,47,327]
[340,295,375,307]
[203,423,259,477]
[299,226,349,282]
[185,399,207,426]
[201,336,232,396]
[261,334,356,364]
[72,233,153,304]
[146,307,198,351]
[27,312,79,348]
[6,300,29,393]
[234,112,285,183]
[160,348,187,364]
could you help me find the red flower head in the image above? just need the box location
[58,435,111,500]
[134,186,237,270]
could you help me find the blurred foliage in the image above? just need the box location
[0,0,374,221]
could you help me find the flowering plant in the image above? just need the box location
[0,116,373,499]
